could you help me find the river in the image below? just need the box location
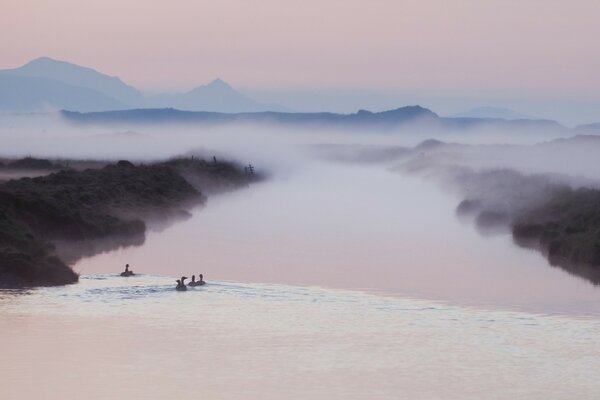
[1,130,599,399]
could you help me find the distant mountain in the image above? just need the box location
[0,74,126,112]
[61,105,438,126]
[61,105,568,135]
[443,116,564,131]
[55,105,499,128]
[1,57,142,106]
[574,122,600,134]
[148,78,285,112]
[451,106,529,120]
[0,57,284,113]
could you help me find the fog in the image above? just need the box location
[2,112,600,314]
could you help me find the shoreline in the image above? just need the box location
[0,157,259,287]
[4,272,600,318]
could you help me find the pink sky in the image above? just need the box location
[1,0,599,95]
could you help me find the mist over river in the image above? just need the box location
[1,118,600,399]
[76,159,600,315]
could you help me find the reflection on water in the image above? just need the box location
[1,275,599,400]
[75,162,600,315]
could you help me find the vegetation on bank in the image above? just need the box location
[512,187,600,283]
[0,156,65,170]
[457,181,600,284]
[0,157,256,287]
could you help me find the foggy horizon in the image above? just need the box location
[3,0,600,125]
[3,54,600,126]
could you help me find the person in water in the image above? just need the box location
[188,275,197,286]
[120,264,134,276]
[199,274,205,284]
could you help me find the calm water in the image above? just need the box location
[3,154,600,399]
[76,161,600,315]
[1,275,599,399]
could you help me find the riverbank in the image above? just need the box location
[0,157,258,286]
[512,187,600,284]
[455,178,600,284]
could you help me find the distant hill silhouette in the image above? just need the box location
[61,105,568,134]
[0,57,283,113]
[443,116,564,131]
[574,122,600,134]
[148,78,286,112]
[0,74,126,112]
[2,57,593,130]
[62,105,440,127]
[1,57,142,106]
[451,106,529,120]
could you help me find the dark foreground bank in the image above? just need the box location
[512,187,600,284]
[456,175,600,285]
[0,157,258,286]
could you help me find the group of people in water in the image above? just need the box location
[120,264,206,290]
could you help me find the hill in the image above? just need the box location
[0,74,127,112]
[61,105,568,134]
[148,78,285,112]
[61,106,437,126]
[1,57,142,106]
[0,57,283,112]
[450,106,529,120]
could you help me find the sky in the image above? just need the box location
[2,0,600,123]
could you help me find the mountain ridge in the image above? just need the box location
[0,57,282,113]
[450,106,530,120]
[2,57,142,106]
[0,73,127,112]
[60,105,569,134]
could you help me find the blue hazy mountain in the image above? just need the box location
[62,105,437,126]
[148,78,286,112]
[575,122,600,134]
[0,74,126,112]
[0,57,283,113]
[62,105,570,134]
[450,106,529,120]
[1,57,143,106]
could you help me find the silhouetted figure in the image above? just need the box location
[120,264,134,277]
[176,276,188,291]
[213,156,217,163]
[199,274,205,284]
[188,275,197,286]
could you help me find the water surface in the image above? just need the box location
[75,161,600,315]
[4,141,600,399]
[1,275,599,400]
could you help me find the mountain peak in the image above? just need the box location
[0,58,283,113]
[5,56,142,106]
[187,78,235,95]
[206,78,231,89]
[26,56,64,65]
[378,105,439,119]
[21,56,95,73]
